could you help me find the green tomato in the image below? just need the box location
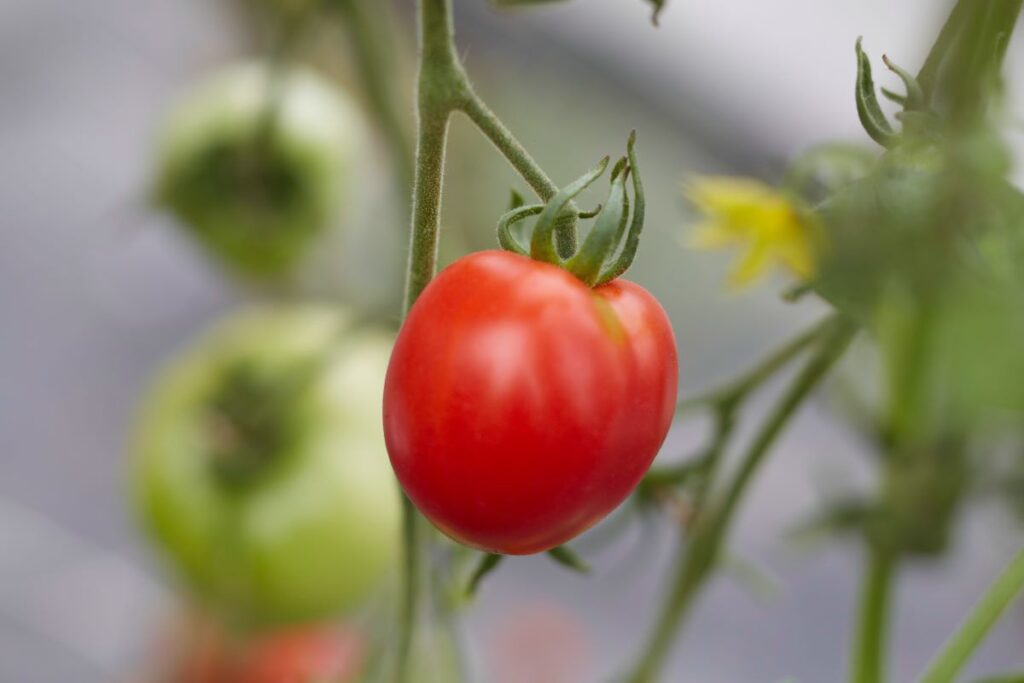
[132,305,400,626]
[154,63,366,279]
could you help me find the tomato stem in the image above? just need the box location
[395,2,459,678]
[458,91,579,257]
[917,547,1024,683]
[625,316,857,683]
[642,316,833,504]
[399,0,584,677]
[397,1,678,678]
[849,547,896,683]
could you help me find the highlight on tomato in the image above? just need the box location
[383,139,679,555]
[153,62,366,279]
[132,305,400,625]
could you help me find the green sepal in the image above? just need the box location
[497,203,544,256]
[597,130,646,285]
[508,188,526,211]
[465,552,504,598]
[547,545,590,573]
[855,38,899,148]
[881,54,925,110]
[880,87,907,106]
[565,158,630,286]
[529,157,609,266]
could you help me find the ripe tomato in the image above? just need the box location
[154,63,366,279]
[383,250,678,554]
[133,306,400,625]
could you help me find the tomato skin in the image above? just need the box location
[384,250,678,554]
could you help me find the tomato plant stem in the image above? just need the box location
[644,317,837,499]
[917,548,1024,683]
[404,107,453,313]
[626,317,857,683]
[399,0,580,678]
[850,548,896,683]
[458,93,578,256]
[395,2,458,679]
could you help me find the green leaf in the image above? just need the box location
[547,545,590,573]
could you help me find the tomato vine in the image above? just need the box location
[386,1,1024,682]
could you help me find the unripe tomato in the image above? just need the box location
[133,306,400,625]
[154,63,366,278]
[383,251,678,554]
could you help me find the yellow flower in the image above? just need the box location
[685,176,819,287]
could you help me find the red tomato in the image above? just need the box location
[175,619,364,683]
[231,627,363,683]
[383,250,678,554]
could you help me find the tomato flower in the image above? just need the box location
[686,176,820,286]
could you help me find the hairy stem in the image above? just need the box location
[403,108,453,312]
[458,93,577,256]
[395,2,459,680]
[918,548,1024,683]
[850,548,896,683]
[626,317,857,683]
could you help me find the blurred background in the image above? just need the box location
[2,0,1023,681]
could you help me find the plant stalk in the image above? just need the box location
[626,317,857,683]
[850,548,896,683]
[395,1,459,680]
[918,548,1024,683]
[458,93,577,256]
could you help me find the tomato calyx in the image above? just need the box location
[204,361,313,487]
[855,38,942,149]
[497,131,646,287]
